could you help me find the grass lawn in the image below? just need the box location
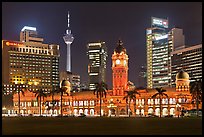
[2,116,202,135]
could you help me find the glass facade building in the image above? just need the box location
[146,17,171,88]
[87,41,108,90]
[171,44,202,86]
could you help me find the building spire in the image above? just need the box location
[68,11,70,28]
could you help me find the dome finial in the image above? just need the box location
[114,39,126,54]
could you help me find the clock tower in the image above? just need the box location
[112,40,129,96]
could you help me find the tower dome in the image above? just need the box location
[176,70,189,80]
[61,80,71,87]
[114,40,126,54]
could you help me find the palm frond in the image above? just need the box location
[152,93,159,98]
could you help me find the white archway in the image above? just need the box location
[84,109,88,115]
[155,108,160,116]
[79,109,83,115]
[170,108,175,116]
[90,109,94,116]
[136,109,140,115]
[148,108,154,114]
[28,110,31,114]
[54,109,58,114]
[162,108,168,116]
[74,109,78,115]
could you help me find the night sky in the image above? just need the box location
[2,2,202,89]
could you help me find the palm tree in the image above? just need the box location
[13,84,27,115]
[151,87,168,118]
[123,89,140,117]
[56,86,69,116]
[35,88,47,116]
[93,81,108,117]
[190,79,202,117]
[48,86,59,114]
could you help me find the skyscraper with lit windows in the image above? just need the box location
[146,17,171,88]
[87,41,108,90]
[171,44,202,86]
[2,26,60,94]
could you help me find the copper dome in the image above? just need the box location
[176,70,189,79]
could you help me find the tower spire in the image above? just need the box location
[68,11,70,28]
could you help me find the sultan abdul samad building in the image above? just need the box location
[12,40,201,117]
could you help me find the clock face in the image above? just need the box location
[116,59,120,65]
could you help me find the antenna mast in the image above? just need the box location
[68,11,70,28]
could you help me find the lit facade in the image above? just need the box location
[2,26,60,95]
[171,44,202,86]
[112,40,129,96]
[146,17,171,88]
[12,40,201,117]
[12,68,199,117]
[87,41,108,90]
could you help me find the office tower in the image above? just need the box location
[2,26,60,94]
[171,44,202,86]
[168,28,185,51]
[112,40,129,96]
[87,41,108,90]
[146,17,171,88]
[138,65,147,88]
[63,12,74,72]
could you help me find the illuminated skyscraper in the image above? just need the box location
[146,17,171,88]
[171,44,202,86]
[87,41,108,90]
[2,26,60,94]
[63,12,74,72]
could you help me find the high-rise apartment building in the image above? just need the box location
[146,17,171,88]
[2,26,60,94]
[87,41,108,90]
[171,44,202,86]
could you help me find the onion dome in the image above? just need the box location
[61,80,70,87]
[114,40,126,54]
[176,70,189,80]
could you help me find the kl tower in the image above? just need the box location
[63,11,74,72]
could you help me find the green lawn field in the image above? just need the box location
[2,116,202,135]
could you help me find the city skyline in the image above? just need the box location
[2,2,202,88]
